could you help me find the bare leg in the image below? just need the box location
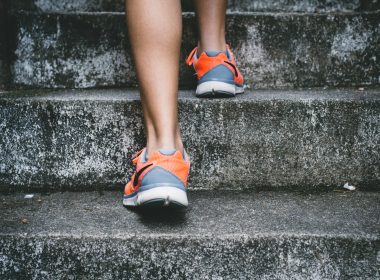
[194,0,227,53]
[126,0,183,157]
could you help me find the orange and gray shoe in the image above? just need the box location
[186,44,244,98]
[123,148,190,207]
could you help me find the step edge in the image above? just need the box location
[1,89,380,102]
[1,232,378,241]
[8,10,380,17]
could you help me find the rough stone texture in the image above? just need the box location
[8,0,380,12]
[0,191,379,279]
[9,12,136,89]
[226,0,380,12]
[0,0,9,89]
[7,11,380,89]
[0,89,379,191]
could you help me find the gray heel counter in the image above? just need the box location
[199,64,234,85]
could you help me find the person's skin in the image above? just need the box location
[194,0,227,54]
[126,0,183,157]
[126,0,227,158]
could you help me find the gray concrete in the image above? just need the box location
[9,0,380,12]
[0,191,379,279]
[7,11,380,89]
[0,0,9,89]
[0,89,379,191]
[226,0,380,12]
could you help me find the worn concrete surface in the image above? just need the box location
[226,0,380,12]
[7,11,380,89]
[0,191,379,279]
[0,89,379,191]
[0,0,9,89]
[8,0,380,12]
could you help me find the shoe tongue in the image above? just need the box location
[205,50,223,57]
[140,148,148,163]
[143,149,180,162]
[226,48,231,59]
[159,149,176,156]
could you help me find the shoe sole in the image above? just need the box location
[123,186,188,207]
[195,81,244,98]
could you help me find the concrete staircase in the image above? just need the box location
[1,191,379,279]
[2,1,380,89]
[0,0,379,279]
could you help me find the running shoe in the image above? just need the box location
[123,148,190,207]
[185,44,244,98]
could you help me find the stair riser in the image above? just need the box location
[0,1,8,89]
[1,92,379,191]
[0,236,378,279]
[9,0,380,12]
[8,12,380,89]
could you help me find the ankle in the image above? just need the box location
[197,41,226,55]
[146,140,184,158]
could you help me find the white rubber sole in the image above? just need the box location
[196,81,244,98]
[123,186,188,207]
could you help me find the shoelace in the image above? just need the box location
[131,148,144,165]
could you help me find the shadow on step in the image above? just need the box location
[125,205,188,227]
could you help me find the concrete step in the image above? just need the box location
[0,1,8,89]
[6,11,380,89]
[1,89,379,191]
[0,190,379,279]
[8,0,380,13]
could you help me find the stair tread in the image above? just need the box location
[11,10,380,15]
[9,0,380,13]
[1,190,379,239]
[1,88,380,101]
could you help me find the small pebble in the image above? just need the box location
[20,218,28,224]
[343,182,356,191]
[358,87,364,91]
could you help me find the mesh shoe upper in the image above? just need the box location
[185,44,244,86]
[124,149,190,197]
